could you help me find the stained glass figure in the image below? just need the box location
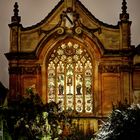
[47,42,93,113]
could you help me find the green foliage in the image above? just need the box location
[0,89,93,140]
[3,94,42,139]
[0,90,90,140]
[94,102,140,140]
[0,89,62,139]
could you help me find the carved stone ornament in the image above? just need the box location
[57,27,65,34]
[9,65,41,75]
[61,7,78,29]
[11,2,21,24]
[99,64,132,73]
[75,26,82,35]
[120,0,129,21]
[39,7,100,37]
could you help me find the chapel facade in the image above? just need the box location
[5,0,140,133]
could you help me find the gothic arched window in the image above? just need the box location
[47,42,93,113]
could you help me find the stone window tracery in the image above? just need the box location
[47,42,93,113]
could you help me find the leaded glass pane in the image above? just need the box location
[48,62,55,102]
[66,64,74,110]
[75,74,83,112]
[85,95,92,112]
[47,42,93,113]
[85,61,93,112]
[57,74,65,110]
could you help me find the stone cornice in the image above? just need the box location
[103,49,134,57]
[5,52,37,60]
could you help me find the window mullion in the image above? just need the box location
[83,66,86,113]
[64,63,67,111]
[74,63,76,111]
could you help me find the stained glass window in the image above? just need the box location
[47,42,93,113]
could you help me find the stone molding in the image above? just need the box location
[9,65,41,75]
[99,64,132,73]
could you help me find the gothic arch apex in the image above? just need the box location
[37,34,103,66]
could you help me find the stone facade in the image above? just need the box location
[5,0,140,133]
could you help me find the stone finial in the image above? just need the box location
[11,2,21,24]
[120,0,129,21]
[122,0,127,14]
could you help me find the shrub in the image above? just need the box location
[94,102,140,140]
